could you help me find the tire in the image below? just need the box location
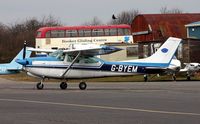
[187,76,191,81]
[36,82,44,90]
[144,75,148,82]
[60,82,68,90]
[79,82,87,90]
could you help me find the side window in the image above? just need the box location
[36,31,41,37]
[66,30,78,37]
[84,30,91,37]
[110,28,117,36]
[51,30,65,38]
[78,30,84,37]
[118,28,124,35]
[104,29,110,36]
[45,31,51,38]
[92,29,104,36]
[124,29,131,35]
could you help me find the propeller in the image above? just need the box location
[23,41,26,59]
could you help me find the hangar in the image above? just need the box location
[131,13,200,62]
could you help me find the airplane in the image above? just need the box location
[142,58,181,81]
[0,47,32,74]
[180,63,200,80]
[16,37,182,90]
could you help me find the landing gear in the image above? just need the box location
[172,74,176,81]
[35,80,87,90]
[79,82,87,90]
[144,74,148,82]
[36,82,44,90]
[60,82,68,89]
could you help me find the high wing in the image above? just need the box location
[28,44,122,56]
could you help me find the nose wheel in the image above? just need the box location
[36,82,44,90]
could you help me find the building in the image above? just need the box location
[185,21,200,39]
[183,21,200,62]
[131,13,200,62]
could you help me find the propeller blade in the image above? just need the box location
[23,41,26,59]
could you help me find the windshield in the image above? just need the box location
[49,50,65,61]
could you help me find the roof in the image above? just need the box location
[131,13,200,42]
[37,24,131,32]
[185,21,200,27]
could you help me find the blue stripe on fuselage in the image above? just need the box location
[25,62,166,74]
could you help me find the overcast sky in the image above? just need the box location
[0,0,200,25]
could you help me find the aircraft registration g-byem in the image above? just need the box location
[16,37,182,90]
[0,48,32,75]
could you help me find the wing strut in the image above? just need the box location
[60,51,81,78]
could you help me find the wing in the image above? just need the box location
[27,48,56,53]
[28,44,122,56]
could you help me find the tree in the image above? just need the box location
[109,9,140,25]
[160,6,183,14]
[82,16,103,26]
[0,15,62,62]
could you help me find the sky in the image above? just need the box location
[0,0,200,26]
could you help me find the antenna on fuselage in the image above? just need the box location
[23,41,26,59]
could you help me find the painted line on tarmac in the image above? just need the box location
[0,98,200,116]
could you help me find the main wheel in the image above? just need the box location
[79,82,87,90]
[36,82,44,90]
[60,82,68,90]
[172,75,176,81]
[144,75,148,82]
[187,76,191,81]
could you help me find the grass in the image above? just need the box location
[1,72,200,82]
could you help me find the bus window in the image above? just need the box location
[78,30,84,37]
[118,28,124,35]
[110,28,117,36]
[92,29,104,36]
[45,31,51,38]
[36,31,41,37]
[84,30,91,37]
[51,30,65,38]
[104,29,110,36]
[124,28,131,35]
[66,30,78,37]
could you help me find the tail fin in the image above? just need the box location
[128,37,182,67]
[10,47,32,65]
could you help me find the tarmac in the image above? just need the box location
[0,78,200,124]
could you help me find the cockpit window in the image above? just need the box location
[49,50,65,61]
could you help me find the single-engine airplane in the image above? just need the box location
[0,47,32,74]
[16,37,182,90]
[180,63,200,80]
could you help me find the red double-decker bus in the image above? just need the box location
[36,24,133,49]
